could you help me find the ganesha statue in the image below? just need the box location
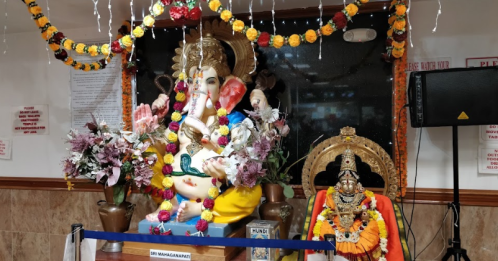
[134,21,262,236]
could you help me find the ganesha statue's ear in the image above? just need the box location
[219,76,247,114]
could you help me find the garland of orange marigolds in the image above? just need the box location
[382,0,408,62]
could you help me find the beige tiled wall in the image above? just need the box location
[0,189,497,261]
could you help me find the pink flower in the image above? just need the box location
[176,81,187,92]
[162,189,174,200]
[215,101,221,110]
[185,231,191,236]
[218,136,229,146]
[173,102,184,112]
[169,122,180,132]
[196,219,209,232]
[203,198,215,209]
[218,116,229,125]
[158,210,171,222]
[153,227,160,235]
[211,178,217,186]
[253,138,271,160]
[161,230,172,235]
[166,143,177,154]
[162,165,173,175]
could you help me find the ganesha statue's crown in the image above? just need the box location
[186,33,231,78]
[338,147,360,180]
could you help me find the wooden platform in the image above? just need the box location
[122,224,246,261]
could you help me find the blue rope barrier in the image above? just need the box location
[85,230,335,251]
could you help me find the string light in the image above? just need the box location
[272,0,276,35]
[107,0,112,63]
[45,0,51,64]
[198,1,203,69]
[150,0,155,39]
[407,0,413,47]
[229,0,233,35]
[129,0,135,62]
[249,0,256,74]
[92,0,101,32]
[318,0,323,60]
[432,0,442,33]
[3,0,8,54]
[182,25,186,74]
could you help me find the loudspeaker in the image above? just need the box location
[408,66,498,127]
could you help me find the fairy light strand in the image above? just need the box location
[182,25,186,74]
[129,0,135,62]
[198,2,203,69]
[92,0,101,32]
[407,0,413,47]
[249,0,256,74]
[107,0,112,63]
[432,0,442,33]
[45,0,51,64]
[3,0,8,54]
[229,0,233,35]
[318,0,323,60]
[272,0,276,35]
[150,0,155,39]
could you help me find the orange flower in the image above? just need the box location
[28,6,42,15]
[246,28,258,41]
[288,34,300,47]
[321,24,334,36]
[92,62,101,70]
[73,62,82,70]
[394,20,406,31]
[392,41,405,49]
[64,57,74,65]
[75,43,86,54]
[221,10,232,22]
[396,4,407,16]
[63,39,74,50]
[49,43,60,51]
[88,45,99,56]
[387,28,393,37]
[305,30,317,43]
[272,35,284,48]
[83,64,92,72]
[35,16,49,28]
[345,4,359,17]
[42,26,58,40]
[388,15,396,25]
[232,20,244,32]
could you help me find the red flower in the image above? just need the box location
[98,59,107,69]
[158,210,171,222]
[257,32,271,47]
[188,7,202,21]
[173,102,184,112]
[215,101,221,110]
[185,231,191,236]
[111,40,123,53]
[169,121,180,132]
[382,53,395,63]
[385,38,393,47]
[166,143,177,154]
[218,116,229,125]
[332,12,347,30]
[162,164,173,175]
[196,198,202,203]
[211,178,217,186]
[161,0,173,5]
[195,219,209,232]
[218,136,228,146]
[162,189,174,200]
[161,230,172,235]
[176,81,187,92]
[157,190,164,198]
[170,6,188,23]
[393,31,407,42]
[203,198,215,209]
[52,32,65,44]
[152,188,158,196]
[55,50,68,60]
[153,227,160,235]
[143,186,152,194]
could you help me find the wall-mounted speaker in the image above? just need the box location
[408,66,498,128]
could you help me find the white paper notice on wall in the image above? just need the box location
[0,138,12,160]
[12,105,49,135]
[466,57,498,68]
[478,145,498,174]
[480,125,498,143]
[407,57,452,72]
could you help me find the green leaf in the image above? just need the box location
[282,184,295,198]
[113,186,125,206]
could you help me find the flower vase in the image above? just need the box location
[98,183,135,252]
[258,183,294,255]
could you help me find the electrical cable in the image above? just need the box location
[408,123,423,260]
[414,207,450,259]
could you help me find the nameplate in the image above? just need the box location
[150,249,191,260]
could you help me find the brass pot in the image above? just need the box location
[258,184,294,255]
[98,183,135,252]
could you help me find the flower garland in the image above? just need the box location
[23,0,116,71]
[312,188,388,260]
[383,0,408,62]
[206,0,369,49]
[394,52,408,197]
[121,51,133,131]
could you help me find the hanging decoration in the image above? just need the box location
[382,0,407,62]
[3,0,8,54]
[92,0,101,32]
[432,0,442,33]
[393,51,407,197]
[207,0,370,49]
[44,0,51,64]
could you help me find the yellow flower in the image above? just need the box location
[143,15,155,27]
[394,20,406,31]
[209,0,221,12]
[67,181,74,191]
[126,46,133,52]
[378,220,387,238]
[360,0,369,3]
[216,147,224,154]
[232,20,245,32]
[133,27,144,38]
[49,43,59,51]
[396,4,407,16]
[64,57,74,66]
[364,190,374,198]
[164,154,175,164]
[305,30,317,43]
[75,43,86,54]
[160,200,173,211]
[171,112,182,122]
[327,187,335,196]
[201,210,213,222]
[101,44,110,56]
[219,125,229,136]
[42,26,58,40]
[83,65,91,72]
[217,108,227,117]
[63,39,74,50]
[73,62,82,70]
[387,28,393,37]
[388,15,396,25]
[29,6,42,15]
[246,28,258,41]
[273,35,284,49]
[392,47,405,58]
[35,16,49,28]
[121,35,133,48]
[392,41,405,49]
[24,0,36,6]
[288,34,300,47]
[92,62,101,70]
[88,45,98,56]
[321,24,334,36]
[345,4,359,17]
[221,10,232,22]
[168,132,178,143]
[313,220,323,235]
[153,3,164,16]
[178,72,186,80]
[175,92,186,102]
[162,176,174,188]
[208,187,219,198]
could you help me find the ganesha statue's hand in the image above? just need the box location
[151,94,170,120]
[202,157,227,181]
[133,103,159,135]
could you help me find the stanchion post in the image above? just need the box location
[324,234,336,261]
[72,224,84,261]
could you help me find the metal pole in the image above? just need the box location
[72,224,83,261]
[324,234,335,261]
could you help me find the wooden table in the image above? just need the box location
[96,250,247,261]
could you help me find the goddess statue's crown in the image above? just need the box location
[186,33,231,78]
[338,147,360,180]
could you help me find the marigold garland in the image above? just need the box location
[382,0,408,62]
[394,52,408,197]
[121,51,133,131]
[206,0,369,48]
